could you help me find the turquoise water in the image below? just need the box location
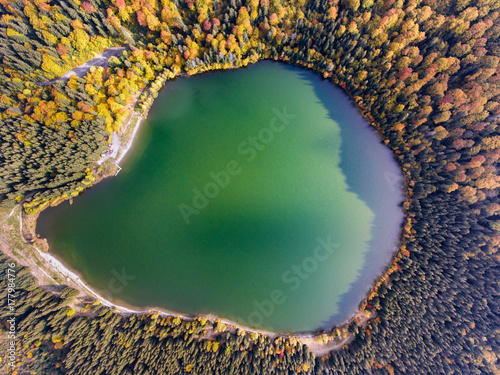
[38,62,404,333]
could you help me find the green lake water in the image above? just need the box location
[37,62,404,333]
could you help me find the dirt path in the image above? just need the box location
[35,47,127,85]
[0,207,58,287]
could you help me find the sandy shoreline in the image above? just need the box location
[115,116,144,166]
[1,201,361,355]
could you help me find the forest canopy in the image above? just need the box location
[0,0,499,373]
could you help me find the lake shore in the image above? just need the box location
[0,56,407,357]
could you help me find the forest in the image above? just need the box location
[0,0,499,373]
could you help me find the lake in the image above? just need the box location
[37,62,404,333]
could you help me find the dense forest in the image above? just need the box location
[0,0,499,373]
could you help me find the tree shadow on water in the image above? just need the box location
[289,65,406,330]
